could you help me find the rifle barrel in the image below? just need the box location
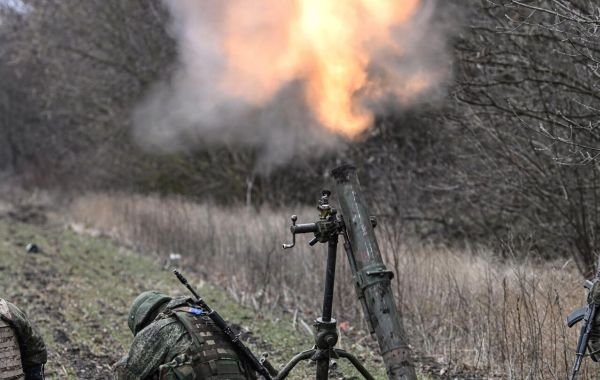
[173,270,273,380]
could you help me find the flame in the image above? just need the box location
[219,0,424,138]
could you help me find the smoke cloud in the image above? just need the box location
[132,0,449,170]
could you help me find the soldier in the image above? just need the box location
[0,298,47,380]
[585,283,600,361]
[114,291,256,380]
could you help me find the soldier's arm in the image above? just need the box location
[113,319,185,380]
[588,282,600,361]
[113,356,138,380]
[589,311,600,361]
[6,302,47,369]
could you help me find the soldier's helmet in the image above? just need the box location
[128,291,172,335]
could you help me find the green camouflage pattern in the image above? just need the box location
[114,297,253,380]
[589,281,600,305]
[128,291,172,335]
[590,312,600,361]
[0,299,47,369]
[158,353,195,380]
[114,315,195,379]
[588,282,600,360]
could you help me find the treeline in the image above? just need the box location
[1,0,599,274]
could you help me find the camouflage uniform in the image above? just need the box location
[585,282,600,361]
[113,291,255,380]
[0,299,47,380]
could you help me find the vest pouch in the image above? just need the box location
[167,308,251,379]
[158,353,196,380]
[0,316,25,380]
[207,358,247,376]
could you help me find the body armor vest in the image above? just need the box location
[158,306,253,380]
[0,300,24,380]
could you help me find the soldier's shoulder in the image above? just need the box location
[144,313,184,334]
[0,300,31,332]
[0,298,20,321]
[0,298,10,318]
[130,316,187,353]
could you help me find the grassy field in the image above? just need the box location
[2,192,596,379]
[65,193,597,379]
[0,205,394,379]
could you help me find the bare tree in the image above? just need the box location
[0,0,175,188]
[453,0,600,274]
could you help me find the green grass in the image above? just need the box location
[0,217,423,379]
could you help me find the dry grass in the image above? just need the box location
[67,193,592,379]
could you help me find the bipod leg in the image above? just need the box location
[274,349,315,380]
[312,317,338,380]
[321,238,338,321]
[334,349,375,380]
[314,349,330,380]
[259,355,279,377]
[313,237,340,380]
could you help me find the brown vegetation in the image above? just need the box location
[68,193,591,378]
[2,0,600,275]
[3,0,600,376]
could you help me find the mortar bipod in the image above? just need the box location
[268,190,375,380]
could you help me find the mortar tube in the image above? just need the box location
[331,164,417,380]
